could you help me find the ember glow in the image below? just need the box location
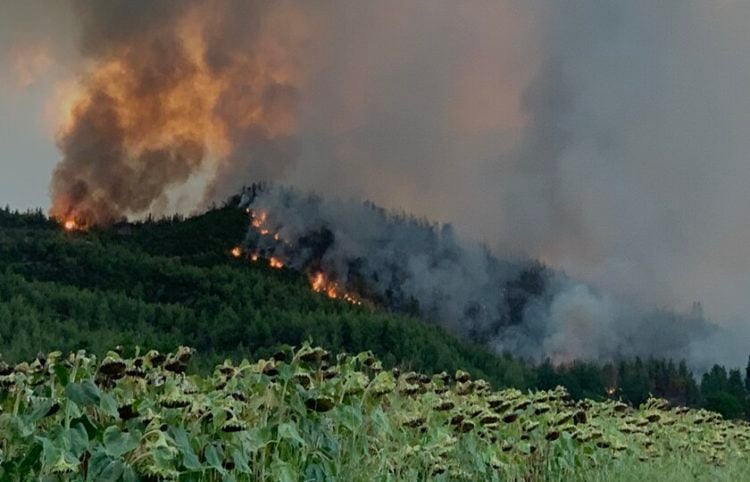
[63,219,78,232]
[230,247,242,258]
[250,211,274,236]
[251,212,267,229]
[269,257,284,269]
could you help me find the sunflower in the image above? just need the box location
[99,356,127,377]
[305,395,335,412]
[458,420,475,433]
[402,416,426,429]
[221,419,249,432]
[454,370,471,384]
[434,400,455,412]
[523,421,540,433]
[480,412,500,425]
[502,412,520,424]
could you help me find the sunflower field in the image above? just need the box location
[1,344,749,481]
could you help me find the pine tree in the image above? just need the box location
[728,369,746,402]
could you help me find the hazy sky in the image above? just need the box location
[0,2,75,209]
[3,1,750,336]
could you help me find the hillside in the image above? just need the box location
[0,205,530,387]
[2,205,749,421]
[3,206,750,480]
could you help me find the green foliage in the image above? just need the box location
[1,345,748,481]
[0,207,530,389]
[3,205,750,478]
[0,206,52,229]
[0,205,743,422]
[704,392,744,420]
[701,365,748,419]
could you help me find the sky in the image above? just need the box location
[0,2,76,209]
[2,1,750,353]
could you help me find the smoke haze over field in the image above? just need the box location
[2,1,750,364]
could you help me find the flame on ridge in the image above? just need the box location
[310,271,362,305]
[241,208,362,305]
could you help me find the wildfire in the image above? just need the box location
[311,272,326,291]
[60,218,86,232]
[48,1,307,226]
[251,211,267,229]
[246,207,362,305]
[227,244,362,305]
[269,257,284,269]
[250,211,274,236]
[342,293,360,304]
[310,271,362,305]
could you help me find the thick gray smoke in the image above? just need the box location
[241,185,714,364]
[3,1,749,366]
[280,1,750,368]
[49,0,306,224]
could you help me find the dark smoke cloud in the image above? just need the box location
[280,1,750,367]
[2,0,744,365]
[50,0,306,224]
[242,185,714,364]
[72,1,191,57]
[499,2,750,368]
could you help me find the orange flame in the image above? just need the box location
[269,257,284,269]
[309,271,361,305]
[49,1,308,226]
[230,247,242,258]
[251,211,267,229]
[311,272,326,291]
[63,219,78,232]
[343,293,360,304]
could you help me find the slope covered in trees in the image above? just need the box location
[0,205,531,388]
[0,205,748,419]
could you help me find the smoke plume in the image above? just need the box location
[49,0,309,225]
[241,185,714,364]
[3,0,745,365]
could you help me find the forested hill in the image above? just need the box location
[0,205,529,387]
[1,205,748,419]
